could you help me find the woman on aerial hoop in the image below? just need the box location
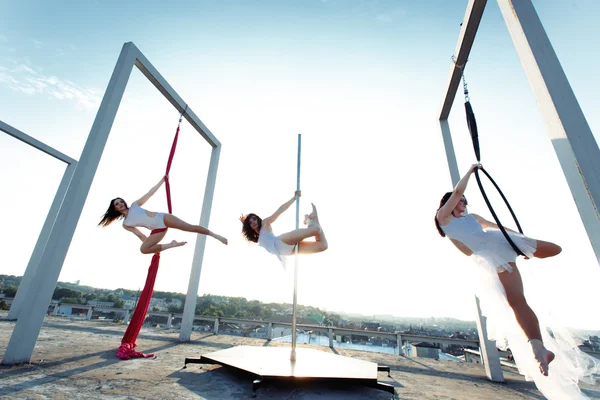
[99,175,228,253]
[240,190,328,267]
[435,164,562,377]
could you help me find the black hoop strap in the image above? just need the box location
[474,167,525,256]
[465,101,481,162]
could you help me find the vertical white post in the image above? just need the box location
[86,307,93,320]
[2,42,138,365]
[328,328,334,348]
[396,333,403,355]
[474,297,504,381]
[438,123,504,382]
[290,133,302,362]
[439,120,461,186]
[8,162,76,319]
[179,146,221,341]
[166,314,172,329]
[497,0,600,264]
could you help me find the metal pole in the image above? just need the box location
[290,133,301,362]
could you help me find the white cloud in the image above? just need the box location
[0,62,101,110]
[0,35,7,42]
[33,40,43,49]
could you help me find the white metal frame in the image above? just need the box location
[440,0,600,381]
[2,42,222,364]
[1,121,77,321]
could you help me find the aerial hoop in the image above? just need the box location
[474,167,525,256]
[459,62,526,257]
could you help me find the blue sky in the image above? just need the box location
[1,0,600,330]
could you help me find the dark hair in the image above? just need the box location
[99,197,127,227]
[434,192,467,237]
[240,213,261,243]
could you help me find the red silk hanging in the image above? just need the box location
[116,124,181,360]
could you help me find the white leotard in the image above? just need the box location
[123,205,166,230]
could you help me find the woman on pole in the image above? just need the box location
[240,191,328,268]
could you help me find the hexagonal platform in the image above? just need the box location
[184,345,395,398]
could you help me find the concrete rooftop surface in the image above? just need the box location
[1,316,599,400]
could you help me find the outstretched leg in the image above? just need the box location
[533,240,561,259]
[140,230,186,254]
[164,214,228,245]
[498,263,555,376]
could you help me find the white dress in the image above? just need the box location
[441,214,600,399]
[441,213,537,272]
[258,225,296,270]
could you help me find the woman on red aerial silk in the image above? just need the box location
[99,175,228,251]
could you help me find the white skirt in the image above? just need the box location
[467,243,600,399]
[472,229,537,273]
[275,238,296,271]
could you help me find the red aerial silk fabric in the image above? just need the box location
[116,125,181,360]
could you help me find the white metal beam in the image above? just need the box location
[179,145,221,341]
[438,0,504,383]
[2,42,139,365]
[497,0,600,264]
[439,120,461,185]
[2,41,222,364]
[8,162,76,319]
[133,48,220,148]
[439,0,488,120]
[0,121,76,164]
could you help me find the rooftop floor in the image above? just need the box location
[1,315,599,399]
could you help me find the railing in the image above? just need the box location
[48,303,481,350]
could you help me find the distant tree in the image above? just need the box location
[0,275,22,290]
[114,300,124,308]
[53,288,82,301]
[61,297,81,304]
[3,286,18,298]
[168,304,183,313]
[152,307,160,312]
[204,305,224,317]
[250,303,262,318]
[0,300,9,310]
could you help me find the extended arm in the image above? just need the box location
[437,164,480,221]
[123,225,148,242]
[472,214,519,233]
[133,175,166,207]
[263,191,301,226]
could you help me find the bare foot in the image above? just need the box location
[171,240,187,249]
[213,234,228,245]
[530,339,555,376]
[303,203,319,225]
